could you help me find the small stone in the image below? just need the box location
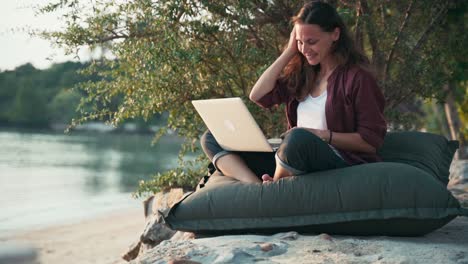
[121,241,141,261]
[260,243,273,252]
[318,233,333,241]
[277,231,299,240]
[140,215,176,245]
[171,231,196,241]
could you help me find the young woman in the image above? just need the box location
[201,1,387,183]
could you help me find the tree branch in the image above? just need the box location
[388,1,450,109]
[246,24,264,49]
[84,31,156,45]
[338,0,356,8]
[410,1,448,54]
[360,0,384,79]
[379,2,386,31]
[383,0,415,83]
[354,1,364,51]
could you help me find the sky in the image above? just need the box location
[0,0,91,71]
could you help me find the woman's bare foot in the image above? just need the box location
[262,174,274,183]
[273,165,293,181]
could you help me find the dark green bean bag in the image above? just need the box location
[161,132,468,236]
[378,131,459,185]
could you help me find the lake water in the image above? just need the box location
[0,128,185,236]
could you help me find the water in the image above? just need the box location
[0,128,185,236]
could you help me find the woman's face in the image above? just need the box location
[295,23,340,66]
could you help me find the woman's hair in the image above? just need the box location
[283,1,369,100]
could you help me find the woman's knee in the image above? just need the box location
[278,128,322,158]
[200,130,212,147]
[200,130,221,159]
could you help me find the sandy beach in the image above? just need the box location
[3,208,144,264]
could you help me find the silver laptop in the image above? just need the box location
[192,97,280,152]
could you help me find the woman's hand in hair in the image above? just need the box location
[285,26,298,56]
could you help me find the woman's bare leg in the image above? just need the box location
[216,154,261,183]
[273,162,293,181]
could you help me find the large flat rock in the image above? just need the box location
[133,217,468,264]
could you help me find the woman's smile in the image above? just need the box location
[296,23,338,66]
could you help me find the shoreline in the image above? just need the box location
[3,207,144,264]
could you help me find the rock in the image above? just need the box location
[318,233,333,241]
[274,231,299,240]
[132,217,468,264]
[122,188,190,262]
[168,259,201,264]
[122,241,141,261]
[140,214,176,245]
[455,193,468,207]
[133,240,208,264]
[212,248,255,263]
[259,243,273,252]
[171,231,196,242]
[144,188,186,219]
[139,189,189,246]
[448,160,468,207]
[137,242,154,261]
[449,160,468,185]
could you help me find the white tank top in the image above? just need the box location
[296,91,343,160]
[297,91,328,130]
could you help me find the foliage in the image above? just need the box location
[459,84,468,130]
[48,89,82,123]
[11,80,48,125]
[37,0,468,196]
[133,162,206,198]
[0,62,88,127]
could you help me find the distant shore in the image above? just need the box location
[4,207,144,264]
[0,122,173,135]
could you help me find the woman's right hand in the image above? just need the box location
[285,26,298,56]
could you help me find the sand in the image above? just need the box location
[3,208,144,264]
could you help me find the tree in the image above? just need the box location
[48,88,82,123]
[37,0,468,195]
[11,79,49,126]
[0,61,92,127]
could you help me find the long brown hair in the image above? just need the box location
[283,1,369,100]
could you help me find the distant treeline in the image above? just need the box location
[0,62,90,127]
[0,62,163,130]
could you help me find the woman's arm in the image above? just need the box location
[249,27,297,102]
[328,131,376,153]
[303,129,376,154]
